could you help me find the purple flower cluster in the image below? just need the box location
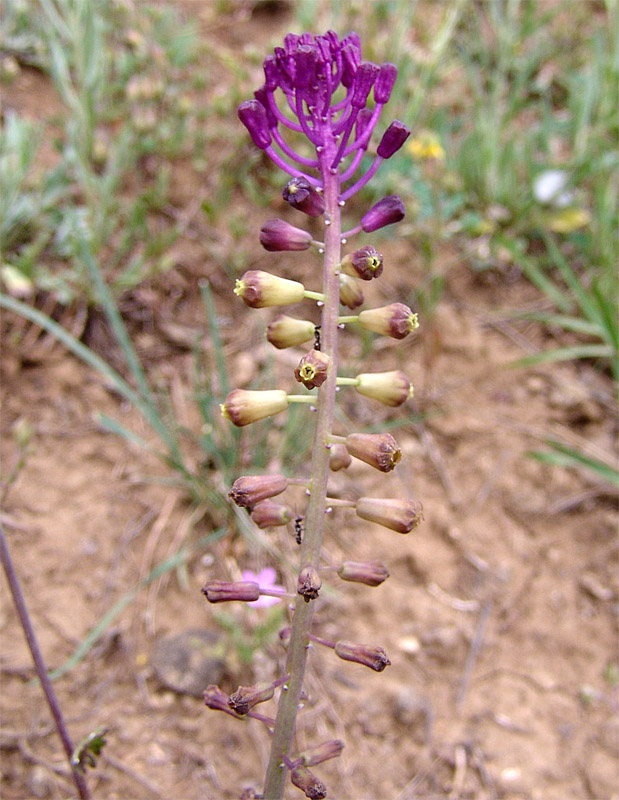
[238,31,410,210]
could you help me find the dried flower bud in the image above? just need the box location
[283,177,326,217]
[377,120,411,159]
[340,245,383,281]
[334,641,391,672]
[238,100,271,150]
[201,580,260,603]
[250,500,292,528]
[338,273,364,309]
[279,626,292,646]
[355,497,424,533]
[229,474,288,509]
[329,443,352,471]
[374,63,398,104]
[361,195,405,232]
[358,303,419,339]
[344,432,401,472]
[300,739,345,767]
[338,560,389,587]
[221,389,289,426]
[294,350,331,389]
[267,315,316,349]
[260,219,314,251]
[297,564,322,603]
[355,371,412,407]
[290,765,327,799]
[203,684,232,712]
[234,270,306,308]
[228,681,275,715]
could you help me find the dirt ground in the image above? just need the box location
[1,3,618,800]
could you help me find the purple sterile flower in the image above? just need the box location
[374,63,398,104]
[238,100,271,150]
[237,31,404,185]
[241,568,285,608]
[377,120,410,159]
[361,195,405,232]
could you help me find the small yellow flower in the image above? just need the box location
[407,132,445,161]
[547,208,591,233]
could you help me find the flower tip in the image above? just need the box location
[238,99,271,150]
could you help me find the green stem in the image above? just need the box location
[287,395,317,404]
[303,290,326,302]
[262,143,342,800]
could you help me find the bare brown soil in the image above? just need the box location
[1,4,617,800]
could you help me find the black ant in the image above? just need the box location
[313,325,321,351]
[294,516,304,545]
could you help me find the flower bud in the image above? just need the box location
[260,219,314,251]
[250,499,292,528]
[340,245,383,281]
[300,739,345,767]
[267,315,315,349]
[297,564,322,603]
[290,766,327,800]
[283,177,326,217]
[351,61,379,108]
[361,195,405,232]
[355,371,412,407]
[228,681,275,715]
[229,474,288,509]
[377,120,411,159]
[221,389,289,426]
[358,303,419,339]
[334,641,391,672]
[337,560,389,587]
[294,350,330,389]
[279,626,292,646]
[203,684,232,712]
[344,432,401,472]
[329,443,352,471]
[338,273,364,309]
[201,580,260,603]
[374,63,398,104]
[238,99,271,150]
[234,270,305,308]
[355,497,423,533]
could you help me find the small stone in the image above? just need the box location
[27,766,54,799]
[397,635,421,655]
[151,629,225,697]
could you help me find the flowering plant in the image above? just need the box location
[202,31,422,799]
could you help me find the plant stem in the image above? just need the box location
[262,143,342,800]
[0,523,91,800]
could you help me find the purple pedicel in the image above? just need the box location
[238,31,408,208]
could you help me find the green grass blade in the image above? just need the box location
[510,344,614,368]
[527,441,619,488]
[47,528,227,681]
[200,280,230,398]
[95,413,154,452]
[495,235,572,312]
[541,231,605,331]
[1,293,142,409]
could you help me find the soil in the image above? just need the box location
[1,3,617,800]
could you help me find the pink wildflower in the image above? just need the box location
[241,568,285,608]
